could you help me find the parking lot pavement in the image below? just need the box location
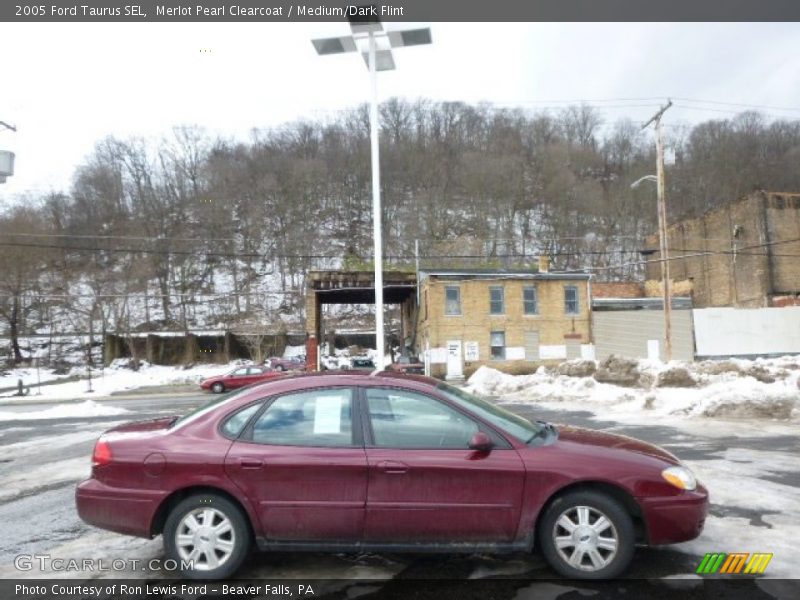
[0,393,798,599]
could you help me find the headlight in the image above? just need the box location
[662,465,697,491]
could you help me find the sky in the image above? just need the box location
[1,21,799,202]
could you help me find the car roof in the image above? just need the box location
[240,369,441,395]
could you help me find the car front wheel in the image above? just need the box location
[163,494,250,580]
[539,490,635,579]
[210,382,225,394]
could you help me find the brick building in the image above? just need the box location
[416,268,591,379]
[645,191,800,308]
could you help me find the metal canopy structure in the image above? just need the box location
[308,271,417,305]
[311,10,432,369]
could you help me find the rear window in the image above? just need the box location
[221,402,263,438]
[172,387,255,428]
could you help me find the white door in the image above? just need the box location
[446,340,463,380]
[524,331,540,361]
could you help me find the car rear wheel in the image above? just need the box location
[275,364,285,371]
[538,490,635,579]
[210,382,225,394]
[163,494,250,580]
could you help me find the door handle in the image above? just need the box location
[239,459,263,469]
[378,460,408,474]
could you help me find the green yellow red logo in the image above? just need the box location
[696,552,773,574]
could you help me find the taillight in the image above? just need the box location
[92,439,113,467]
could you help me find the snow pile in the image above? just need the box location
[467,365,542,395]
[0,400,129,422]
[467,355,800,422]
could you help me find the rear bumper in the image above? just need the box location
[638,484,709,545]
[75,478,168,538]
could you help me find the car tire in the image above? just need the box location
[538,490,635,579]
[163,494,251,580]
[275,365,285,372]
[210,382,225,394]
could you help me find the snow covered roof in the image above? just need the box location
[420,268,590,281]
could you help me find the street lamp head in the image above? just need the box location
[311,36,357,55]
[387,28,433,48]
[361,49,395,71]
[630,174,658,189]
[0,150,14,180]
[312,16,432,74]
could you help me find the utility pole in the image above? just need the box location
[642,99,673,361]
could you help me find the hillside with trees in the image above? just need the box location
[2,99,800,363]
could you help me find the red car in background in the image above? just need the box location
[388,356,425,374]
[266,356,306,372]
[200,365,281,393]
[77,372,707,580]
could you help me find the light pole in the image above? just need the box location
[632,167,672,361]
[312,15,431,370]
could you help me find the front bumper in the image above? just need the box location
[638,483,709,545]
[76,478,168,538]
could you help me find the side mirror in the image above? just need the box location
[469,431,494,452]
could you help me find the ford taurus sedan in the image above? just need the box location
[76,372,708,580]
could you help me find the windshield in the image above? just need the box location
[436,382,543,443]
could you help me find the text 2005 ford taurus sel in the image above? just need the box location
[76,372,708,579]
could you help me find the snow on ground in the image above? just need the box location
[467,355,800,424]
[0,456,90,503]
[677,452,800,578]
[1,430,106,455]
[0,359,247,403]
[0,400,129,422]
[0,366,70,390]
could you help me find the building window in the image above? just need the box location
[523,285,538,315]
[445,285,461,315]
[490,331,506,360]
[489,285,505,315]
[565,285,580,315]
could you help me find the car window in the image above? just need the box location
[435,382,543,443]
[247,367,264,375]
[221,402,262,438]
[249,388,354,447]
[172,386,257,429]
[366,388,479,449]
[232,367,249,377]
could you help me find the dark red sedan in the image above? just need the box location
[76,372,708,580]
[199,365,280,393]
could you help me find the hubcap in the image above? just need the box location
[552,505,618,572]
[175,507,236,571]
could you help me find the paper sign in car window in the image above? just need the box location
[313,394,343,434]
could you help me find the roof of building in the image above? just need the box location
[591,297,693,310]
[420,268,590,281]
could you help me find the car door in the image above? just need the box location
[224,386,368,541]
[362,386,526,543]
[227,367,251,389]
[245,366,270,384]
